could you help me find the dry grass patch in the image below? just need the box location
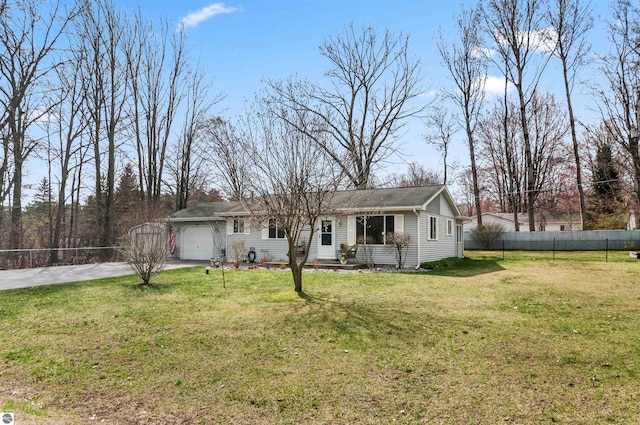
[0,255,639,424]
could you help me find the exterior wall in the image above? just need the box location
[174,191,463,265]
[464,214,520,232]
[350,212,419,267]
[418,193,460,262]
[226,221,313,262]
[465,213,585,232]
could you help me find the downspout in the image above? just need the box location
[413,208,420,269]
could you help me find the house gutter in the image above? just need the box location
[413,208,421,269]
[169,216,226,223]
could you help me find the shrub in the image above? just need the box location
[120,229,168,285]
[231,241,246,268]
[386,232,411,269]
[357,236,376,268]
[469,223,505,249]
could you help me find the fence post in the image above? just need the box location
[606,239,609,263]
[553,238,556,261]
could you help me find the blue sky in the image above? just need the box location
[21,1,615,198]
[116,0,490,176]
[130,0,612,182]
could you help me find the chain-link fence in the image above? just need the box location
[0,247,121,270]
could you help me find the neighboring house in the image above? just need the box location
[464,212,583,232]
[169,185,468,268]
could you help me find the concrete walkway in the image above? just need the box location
[0,261,205,291]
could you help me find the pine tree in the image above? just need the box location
[586,144,627,229]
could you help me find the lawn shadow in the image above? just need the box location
[292,290,454,347]
[124,280,181,295]
[418,258,505,278]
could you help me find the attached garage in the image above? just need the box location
[181,226,215,260]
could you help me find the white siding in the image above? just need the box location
[342,212,419,267]
[419,193,460,262]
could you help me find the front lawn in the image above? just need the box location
[1,253,639,424]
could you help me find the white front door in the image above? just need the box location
[317,218,336,259]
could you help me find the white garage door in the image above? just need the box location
[181,226,214,260]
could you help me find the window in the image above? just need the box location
[268,218,286,239]
[560,225,566,231]
[356,215,395,244]
[233,218,245,234]
[429,216,437,240]
[447,219,453,236]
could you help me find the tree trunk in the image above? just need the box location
[291,263,303,293]
[561,60,587,230]
[517,85,536,231]
[467,122,482,225]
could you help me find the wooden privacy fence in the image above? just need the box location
[463,230,640,251]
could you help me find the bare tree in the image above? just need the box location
[0,0,77,249]
[166,65,221,210]
[126,13,187,207]
[477,92,569,218]
[219,99,341,293]
[267,24,424,189]
[41,46,91,263]
[546,0,593,229]
[202,117,249,201]
[424,103,457,184]
[593,0,640,227]
[477,98,524,214]
[483,0,551,230]
[76,0,130,248]
[437,5,487,223]
[382,161,441,187]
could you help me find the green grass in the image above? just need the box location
[1,252,640,424]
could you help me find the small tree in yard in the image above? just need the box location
[387,232,411,269]
[230,241,246,267]
[469,223,505,249]
[121,226,169,285]
[208,97,341,293]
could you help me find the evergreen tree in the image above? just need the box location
[114,164,142,236]
[586,144,627,229]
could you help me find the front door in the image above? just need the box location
[317,218,335,259]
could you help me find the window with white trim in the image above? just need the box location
[356,215,395,244]
[233,218,245,234]
[268,218,286,239]
[429,216,437,240]
[447,219,453,236]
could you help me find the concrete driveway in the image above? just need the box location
[0,261,205,291]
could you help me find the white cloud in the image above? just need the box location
[493,27,556,55]
[179,3,236,29]
[482,75,515,99]
[471,47,495,60]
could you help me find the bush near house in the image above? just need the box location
[469,223,505,249]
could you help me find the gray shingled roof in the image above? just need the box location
[170,185,452,219]
[170,201,246,219]
[329,185,446,210]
